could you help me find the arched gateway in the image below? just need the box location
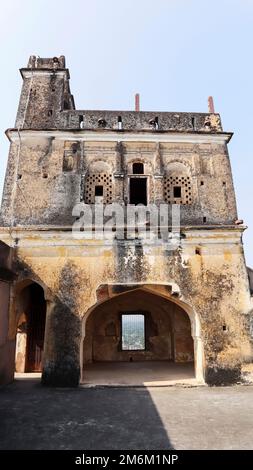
[81,285,204,384]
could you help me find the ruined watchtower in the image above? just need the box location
[0,56,252,387]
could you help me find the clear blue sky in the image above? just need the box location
[0,0,252,264]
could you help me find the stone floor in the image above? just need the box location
[1,378,253,449]
[81,361,197,386]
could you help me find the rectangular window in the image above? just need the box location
[95,185,103,196]
[121,313,145,350]
[129,178,147,205]
[173,186,181,198]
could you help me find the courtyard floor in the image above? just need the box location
[1,377,253,450]
[82,361,197,386]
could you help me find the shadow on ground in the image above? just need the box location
[0,377,173,450]
[1,377,253,450]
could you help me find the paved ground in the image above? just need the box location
[1,378,253,450]
[82,361,196,386]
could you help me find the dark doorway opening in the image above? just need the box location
[15,283,46,373]
[26,284,46,372]
[129,178,147,205]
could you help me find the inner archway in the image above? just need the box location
[15,282,46,373]
[82,288,198,385]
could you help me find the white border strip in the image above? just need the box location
[6,129,232,145]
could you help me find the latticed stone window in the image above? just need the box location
[84,173,113,203]
[164,175,192,204]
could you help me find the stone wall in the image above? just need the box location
[1,137,237,227]
[0,242,15,385]
[59,110,222,132]
[0,226,251,386]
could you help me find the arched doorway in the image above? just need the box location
[15,282,46,373]
[82,287,201,385]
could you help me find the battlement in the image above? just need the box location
[59,110,222,132]
[27,55,66,69]
[14,56,223,133]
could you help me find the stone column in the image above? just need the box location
[114,141,125,204]
[41,298,81,387]
[79,142,86,202]
[154,143,164,205]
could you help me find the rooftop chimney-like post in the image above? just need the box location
[135,93,140,112]
[208,96,215,113]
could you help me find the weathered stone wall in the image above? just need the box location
[59,109,222,132]
[0,56,252,388]
[15,56,73,130]
[0,56,237,228]
[0,226,251,386]
[0,281,14,385]
[1,137,81,226]
[1,137,237,226]
[0,243,15,385]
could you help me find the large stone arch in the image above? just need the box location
[80,284,204,383]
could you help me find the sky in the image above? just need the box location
[0,0,252,264]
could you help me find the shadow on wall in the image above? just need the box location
[0,241,16,385]
[247,267,253,295]
[1,258,82,387]
[0,379,174,450]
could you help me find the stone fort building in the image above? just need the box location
[0,55,252,386]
